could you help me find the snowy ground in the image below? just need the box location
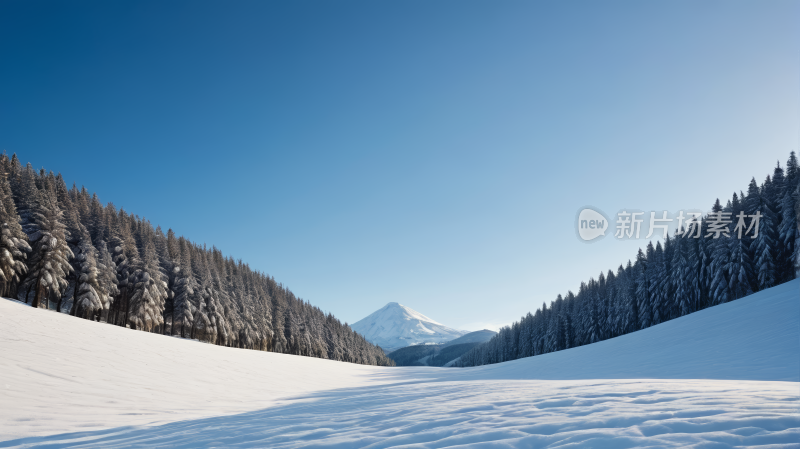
[1,281,798,448]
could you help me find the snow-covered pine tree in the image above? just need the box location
[648,241,667,324]
[670,235,691,316]
[270,283,288,352]
[69,227,104,320]
[70,184,91,224]
[778,152,799,281]
[88,193,107,245]
[683,234,700,313]
[27,189,73,309]
[634,248,650,329]
[708,200,731,305]
[14,163,39,239]
[794,182,800,276]
[752,224,776,291]
[108,212,139,326]
[661,236,676,320]
[0,175,30,296]
[127,237,168,332]
[621,262,638,333]
[188,246,216,342]
[727,235,754,300]
[94,240,118,322]
[581,283,600,345]
[160,228,181,335]
[172,238,201,337]
[604,275,619,338]
[747,180,778,291]
[697,223,713,310]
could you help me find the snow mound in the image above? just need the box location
[0,280,797,447]
[351,302,469,352]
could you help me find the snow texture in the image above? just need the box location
[1,280,798,448]
[351,302,469,352]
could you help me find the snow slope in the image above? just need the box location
[1,280,798,448]
[351,302,469,352]
[453,278,800,382]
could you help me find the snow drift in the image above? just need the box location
[0,280,798,447]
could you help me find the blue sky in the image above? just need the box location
[1,0,797,330]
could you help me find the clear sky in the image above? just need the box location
[1,0,798,330]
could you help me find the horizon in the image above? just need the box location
[1,0,798,331]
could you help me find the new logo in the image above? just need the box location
[576,207,609,242]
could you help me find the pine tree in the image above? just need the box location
[794,182,800,277]
[14,163,39,238]
[70,229,104,320]
[94,240,118,322]
[697,228,713,310]
[648,242,668,324]
[635,246,651,329]
[128,238,168,332]
[778,152,799,281]
[727,236,754,300]
[27,189,73,309]
[0,175,30,296]
[173,239,200,337]
[108,215,139,326]
[671,235,691,316]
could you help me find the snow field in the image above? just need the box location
[1,280,798,447]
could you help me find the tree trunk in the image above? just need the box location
[24,281,33,304]
[112,288,124,326]
[122,289,129,327]
[56,286,64,312]
[69,279,79,316]
[31,278,42,309]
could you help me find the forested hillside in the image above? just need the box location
[0,153,393,366]
[457,152,800,367]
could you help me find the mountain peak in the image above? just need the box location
[352,303,468,353]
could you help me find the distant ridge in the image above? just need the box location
[387,329,498,367]
[444,329,497,347]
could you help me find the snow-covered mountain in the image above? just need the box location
[351,302,469,352]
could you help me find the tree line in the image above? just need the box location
[456,152,800,367]
[0,153,394,366]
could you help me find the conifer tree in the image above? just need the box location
[671,236,691,316]
[128,239,168,332]
[778,152,799,281]
[27,189,73,309]
[727,236,754,300]
[70,229,104,320]
[633,248,650,329]
[0,175,30,296]
[173,239,200,337]
[94,240,118,321]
